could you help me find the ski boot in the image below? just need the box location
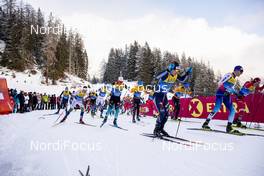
[175,117,181,122]
[236,121,247,129]
[99,109,104,118]
[132,118,136,123]
[136,117,140,121]
[79,118,85,124]
[153,126,163,138]
[113,118,117,127]
[160,128,170,137]
[202,119,211,130]
[103,116,108,123]
[226,122,242,134]
[100,116,108,127]
[153,130,162,138]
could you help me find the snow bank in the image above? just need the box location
[0,67,90,95]
[0,111,263,176]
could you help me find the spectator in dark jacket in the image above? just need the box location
[28,92,33,111]
[18,91,25,113]
[50,95,55,109]
[32,92,38,110]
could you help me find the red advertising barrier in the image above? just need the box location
[139,93,264,123]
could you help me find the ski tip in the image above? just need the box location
[52,121,65,127]
[74,122,97,127]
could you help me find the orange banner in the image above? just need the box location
[0,78,13,114]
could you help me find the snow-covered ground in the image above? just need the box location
[1,66,264,175]
[0,111,264,176]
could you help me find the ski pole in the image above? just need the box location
[175,115,182,137]
[175,88,188,137]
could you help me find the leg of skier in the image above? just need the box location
[55,98,63,114]
[59,98,76,123]
[132,99,137,123]
[234,98,247,128]
[113,103,120,126]
[60,108,73,123]
[102,102,114,124]
[153,92,169,137]
[136,101,140,121]
[223,95,240,133]
[159,93,169,136]
[79,106,85,124]
[175,98,180,120]
[96,98,103,118]
[202,95,223,129]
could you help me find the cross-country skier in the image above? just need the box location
[89,90,97,117]
[144,92,158,118]
[101,78,127,127]
[153,62,191,137]
[170,63,193,120]
[96,86,108,118]
[202,65,244,134]
[130,80,145,123]
[59,86,88,124]
[233,77,261,128]
[55,87,71,114]
[122,94,133,115]
[171,82,191,120]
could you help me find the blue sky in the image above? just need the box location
[26,0,264,80]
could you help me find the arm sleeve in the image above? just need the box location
[225,85,237,94]
[243,82,252,89]
[156,70,169,81]
[218,73,232,85]
[177,74,189,83]
[178,67,192,83]
[220,73,237,94]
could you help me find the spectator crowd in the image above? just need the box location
[8,89,60,113]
